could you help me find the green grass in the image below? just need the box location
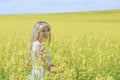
[0,9,120,80]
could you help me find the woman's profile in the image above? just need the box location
[26,21,55,80]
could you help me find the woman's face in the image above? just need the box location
[38,26,50,42]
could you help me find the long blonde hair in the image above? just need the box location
[27,21,51,62]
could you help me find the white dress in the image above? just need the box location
[28,40,51,80]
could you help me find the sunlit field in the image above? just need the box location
[0,10,120,80]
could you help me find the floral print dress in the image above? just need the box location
[28,40,51,80]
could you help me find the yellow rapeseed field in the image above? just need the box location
[0,10,120,80]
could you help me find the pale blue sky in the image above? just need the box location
[0,0,120,14]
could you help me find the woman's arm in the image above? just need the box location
[34,43,48,65]
[34,42,55,72]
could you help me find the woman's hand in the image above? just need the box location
[47,63,55,72]
[26,60,30,67]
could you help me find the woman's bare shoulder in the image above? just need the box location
[33,40,41,47]
[32,41,41,52]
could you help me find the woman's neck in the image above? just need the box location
[37,37,43,43]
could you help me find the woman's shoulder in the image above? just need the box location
[32,40,41,51]
[33,40,41,47]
